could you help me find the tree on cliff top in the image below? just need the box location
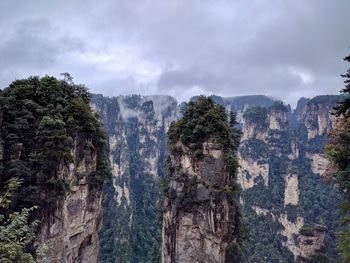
[334,54,350,116]
[325,52,350,262]
[166,96,245,262]
[168,96,241,155]
[0,75,110,259]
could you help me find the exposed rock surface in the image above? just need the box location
[92,94,178,262]
[94,94,341,262]
[162,141,236,263]
[0,81,106,263]
[284,173,299,206]
[296,96,338,140]
[238,156,269,189]
[278,214,305,260]
[35,136,103,263]
[297,226,326,261]
[269,109,288,131]
[306,153,329,175]
[235,97,339,261]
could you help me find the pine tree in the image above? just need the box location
[325,52,350,262]
[334,53,350,116]
[0,178,37,263]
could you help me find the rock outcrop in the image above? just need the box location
[306,153,329,175]
[161,97,241,263]
[35,136,103,263]
[236,97,339,261]
[297,225,326,261]
[284,173,299,206]
[92,94,178,262]
[94,94,341,262]
[237,155,269,189]
[0,77,108,263]
[162,141,236,263]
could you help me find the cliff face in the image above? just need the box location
[92,94,178,262]
[296,96,338,140]
[237,96,341,262]
[161,97,241,263]
[162,141,234,263]
[35,136,103,263]
[0,77,108,262]
[95,94,341,262]
[297,225,326,262]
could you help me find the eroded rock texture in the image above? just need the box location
[94,94,342,263]
[92,94,178,262]
[35,136,103,263]
[162,140,237,263]
[297,225,326,262]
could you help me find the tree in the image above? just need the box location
[0,75,110,260]
[325,52,350,262]
[165,96,245,262]
[334,53,350,116]
[0,178,38,263]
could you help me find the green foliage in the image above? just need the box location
[334,53,350,117]
[165,96,244,261]
[240,139,268,159]
[309,95,345,106]
[168,96,241,156]
[243,106,268,127]
[241,102,340,262]
[230,95,276,112]
[306,135,328,153]
[270,101,289,112]
[0,75,109,258]
[96,95,162,263]
[0,178,38,263]
[0,207,38,263]
[325,116,350,262]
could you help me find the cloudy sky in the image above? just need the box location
[0,0,349,106]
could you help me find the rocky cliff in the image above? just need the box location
[95,93,341,262]
[34,135,104,263]
[296,225,327,262]
[162,141,236,263]
[161,97,242,263]
[236,96,341,262]
[92,94,178,262]
[0,76,109,262]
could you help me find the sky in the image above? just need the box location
[0,0,349,107]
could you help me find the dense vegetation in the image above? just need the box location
[0,75,109,258]
[168,96,241,157]
[240,103,340,262]
[242,106,268,125]
[325,52,350,262]
[0,178,39,263]
[165,96,245,261]
[96,95,165,263]
[334,54,350,117]
[94,93,341,263]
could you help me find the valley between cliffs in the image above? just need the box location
[93,94,342,263]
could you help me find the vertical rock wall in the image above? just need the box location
[162,140,236,263]
[95,94,341,262]
[35,136,103,263]
[92,94,178,262]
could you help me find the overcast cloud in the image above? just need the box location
[0,0,349,107]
